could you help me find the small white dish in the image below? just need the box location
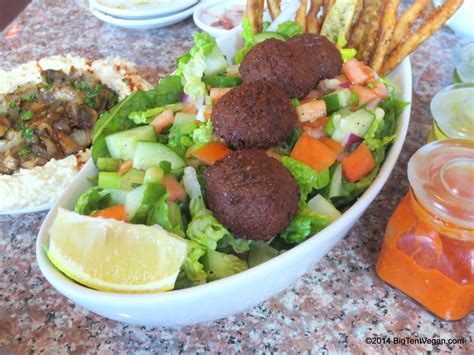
[193,0,245,38]
[0,203,52,215]
[36,25,412,326]
[90,2,199,30]
[90,0,198,19]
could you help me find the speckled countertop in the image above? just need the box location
[0,0,472,353]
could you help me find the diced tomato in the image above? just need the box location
[161,175,186,202]
[320,136,343,155]
[303,89,323,100]
[372,81,389,99]
[342,143,375,182]
[266,149,281,160]
[182,102,198,114]
[204,107,212,121]
[343,59,371,85]
[335,74,349,84]
[117,160,133,175]
[210,88,232,104]
[300,116,328,139]
[150,109,174,133]
[191,142,232,165]
[366,97,382,110]
[297,99,327,122]
[291,133,337,172]
[362,66,376,83]
[350,84,379,107]
[91,205,127,222]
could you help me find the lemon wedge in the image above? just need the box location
[47,208,188,293]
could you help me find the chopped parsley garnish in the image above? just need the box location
[73,81,90,91]
[84,84,103,109]
[351,92,360,106]
[22,128,35,139]
[8,101,18,109]
[18,148,30,157]
[42,80,53,90]
[20,109,33,121]
[22,93,37,103]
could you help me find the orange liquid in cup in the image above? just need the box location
[376,140,474,320]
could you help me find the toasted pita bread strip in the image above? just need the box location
[246,0,264,34]
[356,1,383,64]
[307,0,323,33]
[381,0,463,75]
[267,0,281,21]
[322,0,336,24]
[350,0,364,30]
[349,0,381,49]
[370,0,401,72]
[388,0,431,52]
[296,0,309,31]
[320,0,361,42]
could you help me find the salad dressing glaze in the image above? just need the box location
[377,139,474,320]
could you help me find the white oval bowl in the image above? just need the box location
[36,34,412,326]
[193,0,246,38]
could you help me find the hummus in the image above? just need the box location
[0,56,152,213]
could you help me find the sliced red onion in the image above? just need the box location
[343,133,363,148]
[181,93,189,103]
[339,81,350,89]
[366,97,382,110]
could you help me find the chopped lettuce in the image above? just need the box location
[182,240,207,284]
[177,33,227,100]
[192,119,213,144]
[217,234,251,254]
[167,119,198,156]
[281,156,330,203]
[280,208,330,244]
[202,249,248,281]
[128,102,184,125]
[146,193,185,237]
[75,187,112,216]
[234,18,257,64]
[337,35,357,62]
[276,21,303,38]
[154,75,184,106]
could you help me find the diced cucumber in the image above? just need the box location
[174,112,196,126]
[120,168,145,191]
[322,89,352,113]
[132,141,186,171]
[167,201,184,233]
[125,183,166,224]
[203,75,243,88]
[329,163,343,198]
[204,45,227,76]
[247,241,279,268]
[202,249,248,281]
[98,172,122,189]
[308,194,341,222]
[97,157,123,172]
[144,166,164,184]
[330,108,375,142]
[254,32,287,42]
[105,125,157,160]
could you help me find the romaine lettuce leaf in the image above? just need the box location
[192,119,213,144]
[75,187,112,216]
[182,241,207,284]
[128,102,184,125]
[234,17,257,64]
[280,208,329,244]
[146,193,185,237]
[281,156,330,203]
[276,21,303,38]
[337,35,357,62]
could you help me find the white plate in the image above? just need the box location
[193,0,245,38]
[90,0,198,19]
[90,2,199,30]
[36,29,412,326]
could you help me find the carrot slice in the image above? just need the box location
[320,136,343,155]
[291,133,337,172]
[210,88,232,104]
[342,143,375,183]
[182,101,198,114]
[342,59,371,85]
[192,142,232,165]
[204,107,212,121]
[117,160,133,175]
[150,109,174,133]
[161,175,186,202]
[91,205,127,222]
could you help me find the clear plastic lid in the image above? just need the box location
[430,83,474,140]
[408,139,474,229]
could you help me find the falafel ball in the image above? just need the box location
[289,34,343,81]
[239,39,315,99]
[204,150,300,241]
[211,80,297,150]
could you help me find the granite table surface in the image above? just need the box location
[0,0,472,353]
